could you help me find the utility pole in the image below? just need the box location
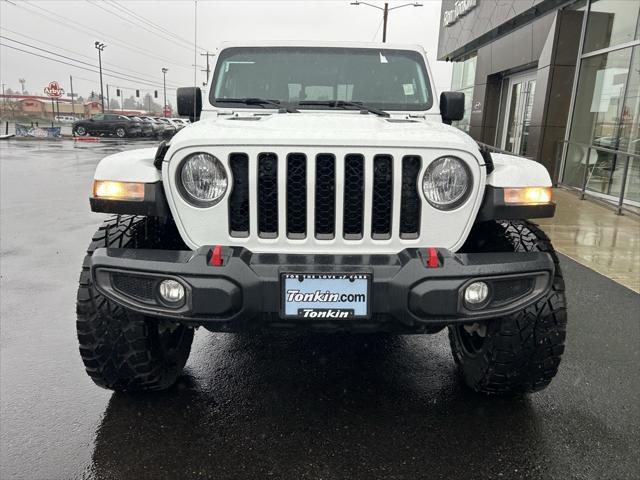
[200,51,214,84]
[106,84,110,112]
[70,75,76,118]
[161,67,168,117]
[94,41,106,112]
[350,1,423,42]
[382,3,388,42]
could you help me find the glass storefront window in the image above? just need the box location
[564,45,640,203]
[583,0,640,53]
[450,55,476,133]
[612,46,639,202]
[565,48,630,189]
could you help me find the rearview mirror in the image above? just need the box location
[440,91,465,125]
[177,87,202,122]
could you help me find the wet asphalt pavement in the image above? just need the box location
[1,139,639,480]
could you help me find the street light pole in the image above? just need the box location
[350,1,423,42]
[94,41,106,112]
[382,3,388,42]
[161,67,168,117]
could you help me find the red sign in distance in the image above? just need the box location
[44,81,65,98]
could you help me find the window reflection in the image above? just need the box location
[451,55,476,133]
[583,0,639,53]
[564,46,640,202]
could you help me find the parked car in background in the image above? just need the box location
[140,116,166,138]
[72,114,141,138]
[154,117,177,138]
[127,116,154,137]
[170,118,190,130]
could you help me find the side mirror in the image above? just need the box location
[440,91,465,125]
[177,87,202,122]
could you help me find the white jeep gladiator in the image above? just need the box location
[78,42,567,394]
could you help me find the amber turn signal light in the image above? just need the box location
[503,187,552,205]
[93,180,145,201]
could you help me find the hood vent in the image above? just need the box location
[385,118,418,123]
[226,116,263,121]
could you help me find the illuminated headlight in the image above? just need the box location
[93,180,145,201]
[504,187,552,204]
[422,156,471,210]
[178,153,228,206]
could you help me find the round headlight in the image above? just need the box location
[422,156,471,210]
[178,153,228,206]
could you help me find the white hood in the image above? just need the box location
[168,113,479,154]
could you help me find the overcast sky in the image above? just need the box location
[0,0,452,106]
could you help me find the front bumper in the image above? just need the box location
[90,247,554,333]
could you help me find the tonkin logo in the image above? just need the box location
[443,0,477,27]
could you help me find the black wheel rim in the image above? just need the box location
[455,325,486,357]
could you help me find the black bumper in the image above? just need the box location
[90,247,554,333]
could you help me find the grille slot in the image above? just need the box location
[229,153,250,237]
[112,274,157,302]
[371,155,393,239]
[257,153,279,238]
[400,155,422,238]
[343,154,365,239]
[286,153,307,238]
[315,154,336,239]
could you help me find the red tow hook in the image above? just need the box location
[209,245,224,266]
[426,247,440,268]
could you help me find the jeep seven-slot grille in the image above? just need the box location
[229,153,422,241]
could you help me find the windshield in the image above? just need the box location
[211,47,432,111]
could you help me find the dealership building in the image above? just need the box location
[438,0,639,209]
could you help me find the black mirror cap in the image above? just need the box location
[440,91,465,125]
[177,87,202,122]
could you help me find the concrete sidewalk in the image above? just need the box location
[538,189,640,292]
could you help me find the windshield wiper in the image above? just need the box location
[215,97,299,113]
[297,100,390,118]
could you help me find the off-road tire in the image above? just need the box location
[76,215,193,391]
[449,220,567,395]
[114,127,126,138]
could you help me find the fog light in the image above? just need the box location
[158,279,185,305]
[464,281,489,307]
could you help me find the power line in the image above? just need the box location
[371,18,384,41]
[106,0,208,52]
[0,43,177,92]
[11,1,193,69]
[85,0,202,53]
[1,27,159,81]
[1,35,181,88]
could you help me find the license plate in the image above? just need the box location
[281,273,371,319]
